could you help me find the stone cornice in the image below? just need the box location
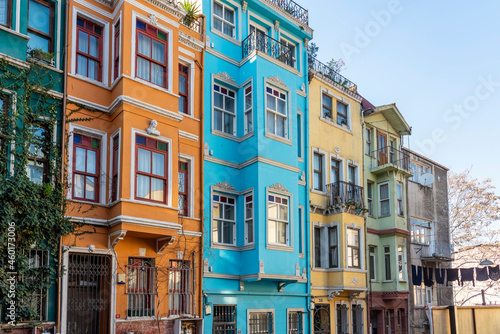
[178,31,204,52]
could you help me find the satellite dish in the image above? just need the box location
[420,173,435,187]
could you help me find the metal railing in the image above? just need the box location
[419,242,453,259]
[126,264,157,317]
[249,312,273,334]
[309,57,357,93]
[181,16,204,36]
[242,31,294,67]
[168,264,194,316]
[326,181,364,208]
[268,0,309,26]
[369,146,410,172]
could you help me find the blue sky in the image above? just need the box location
[306,0,500,193]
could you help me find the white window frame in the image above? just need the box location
[334,301,349,334]
[179,56,196,117]
[265,83,290,142]
[111,14,122,86]
[410,218,433,246]
[378,182,390,217]
[179,153,195,218]
[365,127,372,156]
[266,187,293,251]
[247,309,275,334]
[347,161,360,185]
[129,128,173,208]
[212,82,237,136]
[414,285,433,307]
[329,153,345,185]
[312,148,326,193]
[298,205,304,258]
[108,129,121,204]
[243,82,253,134]
[211,191,237,246]
[287,308,305,334]
[279,34,299,70]
[267,193,290,247]
[67,123,108,204]
[351,301,364,334]
[70,8,110,86]
[396,182,404,216]
[312,222,340,270]
[369,245,377,281]
[297,110,303,161]
[244,191,254,245]
[397,245,407,282]
[131,11,174,93]
[212,0,236,39]
[346,225,363,269]
[409,160,432,184]
[319,87,352,131]
[384,245,391,281]
[367,181,374,217]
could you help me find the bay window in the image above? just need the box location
[267,194,289,245]
[76,17,103,81]
[178,64,189,114]
[213,84,236,135]
[135,134,168,203]
[136,20,167,88]
[379,182,390,216]
[73,133,100,202]
[28,0,53,53]
[212,193,236,245]
[347,227,360,268]
[266,86,287,138]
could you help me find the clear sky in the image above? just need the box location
[305,0,500,193]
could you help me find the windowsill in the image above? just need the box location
[0,25,30,39]
[311,189,327,196]
[28,57,63,73]
[241,244,255,251]
[379,214,391,218]
[132,76,178,97]
[399,280,407,283]
[382,280,394,283]
[264,132,292,146]
[121,198,178,211]
[398,214,405,217]
[212,129,238,141]
[69,198,107,207]
[319,117,353,135]
[69,73,109,89]
[211,29,240,46]
[267,243,293,252]
[211,243,238,251]
[181,113,200,122]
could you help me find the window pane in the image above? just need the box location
[85,176,95,200]
[0,0,7,25]
[213,17,222,32]
[222,221,233,243]
[179,75,186,94]
[279,204,288,221]
[74,174,84,198]
[137,57,150,81]
[213,2,223,17]
[268,203,278,219]
[89,35,98,57]
[151,177,164,201]
[223,113,233,134]
[224,7,234,23]
[137,174,150,198]
[276,116,285,137]
[380,184,389,199]
[277,222,286,244]
[75,147,86,172]
[225,96,235,113]
[223,23,233,37]
[26,161,44,185]
[86,150,96,174]
[267,112,275,134]
[88,59,98,80]
[381,201,390,216]
[214,109,222,131]
[152,152,164,177]
[268,221,276,243]
[27,32,49,52]
[214,92,223,108]
[277,99,286,115]
[152,40,164,62]
[138,148,151,173]
[224,203,234,220]
[151,63,164,87]
[178,172,185,192]
[78,30,88,53]
[138,33,151,57]
[29,0,50,34]
[77,54,87,76]
[267,94,276,111]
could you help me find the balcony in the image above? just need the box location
[417,243,453,262]
[180,16,204,40]
[242,31,294,68]
[266,0,309,26]
[308,57,357,94]
[325,181,365,215]
[369,146,412,176]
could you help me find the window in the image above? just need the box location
[410,218,431,245]
[322,94,332,119]
[414,285,432,306]
[396,182,404,216]
[369,246,376,281]
[127,257,156,317]
[409,161,431,184]
[331,158,340,184]
[328,226,338,268]
[398,246,406,281]
[389,139,396,164]
[73,133,100,202]
[136,20,167,87]
[347,227,360,268]
[26,125,48,185]
[267,194,289,245]
[384,246,391,280]
[213,84,236,135]
[366,128,372,155]
[111,135,119,202]
[348,165,356,184]
[280,38,296,68]
[113,20,120,81]
[135,134,168,203]
[297,113,302,159]
[314,305,331,334]
[168,260,193,315]
[313,152,324,191]
[352,304,363,334]
[178,161,188,216]
[367,182,373,216]
[337,101,348,126]
[244,84,253,134]
[288,311,303,334]
[20,249,48,321]
[76,17,103,81]
[0,0,11,27]
[213,305,236,333]
[248,311,273,334]
[298,206,303,256]
[178,64,189,114]
[244,193,254,244]
[379,183,390,216]
[314,227,321,268]
[212,193,236,245]
[28,0,53,52]
[266,86,288,138]
[336,304,348,334]
[213,1,235,38]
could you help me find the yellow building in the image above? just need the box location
[308,58,367,334]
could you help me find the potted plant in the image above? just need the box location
[179,0,201,28]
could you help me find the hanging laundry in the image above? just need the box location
[435,268,445,284]
[476,267,489,281]
[423,266,434,287]
[460,268,475,286]
[412,265,422,286]
[489,265,500,281]
[447,268,459,285]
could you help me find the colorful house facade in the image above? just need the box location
[362,101,412,334]
[200,0,313,333]
[308,58,367,334]
[60,0,205,332]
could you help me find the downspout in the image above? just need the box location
[57,0,69,331]
[304,48,312,333]
[198,14,205,321]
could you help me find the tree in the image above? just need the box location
[448,169,500,248]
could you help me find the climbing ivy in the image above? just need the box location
[0,59,78,324]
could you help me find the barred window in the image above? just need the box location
[336,304,348,334]
[313,304,330,334]
[168,260,193,316]
[20,250,49,321]
[288,311,303,334]
[213,305,236,334]
[352,304,364,334]
[249,311,273,334]
[127,257,156,317]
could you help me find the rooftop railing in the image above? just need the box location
[242,31,294,68]
[309,57,357,93]
[267,0,309,26]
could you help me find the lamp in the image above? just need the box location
[480,259,494,266]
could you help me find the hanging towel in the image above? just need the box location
[412,265,422,286]
[423,267,434,287]
[435,268,446,284]
[489,265,500,281]
[447,268,459,285]
[460,268,475,286]
[476,267,489,281]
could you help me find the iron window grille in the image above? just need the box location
[313,304,330,334]
[288,311,303,334]
[336,304,349,334]
[19,249,49,322]
[168,260,193,316]
[248,312,273,334]
[351,304,364,334]
[126,258,157,317]
[213,305,236,334]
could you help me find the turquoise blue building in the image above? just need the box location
[201,0,313,332]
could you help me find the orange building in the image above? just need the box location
[60,0,204,333]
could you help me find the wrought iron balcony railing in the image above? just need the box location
[181,16,204,36]
[267,0,309,26]
[309,57,357,93]
[369,146,411,173]
[326,181,364,208]
[242,31,294,68]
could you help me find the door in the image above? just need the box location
[67,253,111,334]
[250,25,268,53]
[377,131,387,166]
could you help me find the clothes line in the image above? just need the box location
[411,265,500,287]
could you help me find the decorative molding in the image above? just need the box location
[267,75,288,89]
[149,13,158,25]
[301,83,306,92]
[274,20,279,31]
[259,260,265,274]
[203,258,209,272]
[146,119,160,136]
[214,181,237,192]
[295,264,300,276]
[142,0,184,20]
[179,130,199,142]
[204,155,300,173]
[296,89,306,98]
[334,147,341,154]
[367,227,411,237]
[214,72,238,86]
[270,183,289,193]
[156,236,175,254]
[109,230,127,249]
[177,230,202,237]
[178,31,204,52]
[304,38,309,49]
[300,171,305,181]
[242,0,247,13]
